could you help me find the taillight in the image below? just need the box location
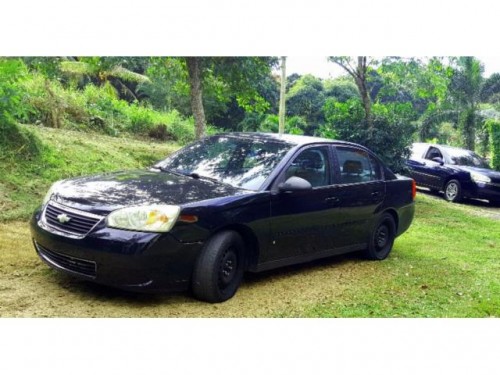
[411,179,417,200]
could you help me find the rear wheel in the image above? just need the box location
[444,179,463,203]
[365,213,396,260]
[192,230,244,303]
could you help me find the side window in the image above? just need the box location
[425,147,443,161]
[369,155,382,180]
[411,143,428,159]
[284,147,330,188]
[335,147,380,184]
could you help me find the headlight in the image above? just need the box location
[470,172,491,184]
[42,181,62,205]
[106,205,181,232]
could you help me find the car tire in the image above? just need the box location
[192,230,244,303]
[444,179,463,203]
[365,213,396,260]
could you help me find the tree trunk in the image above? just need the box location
[462,107,476,151]
[186,57,206,139]
[278,56,287,134]
[330,57,373,134]
[354,57,373,134]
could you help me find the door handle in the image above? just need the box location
[371,191,380,197]
[325,196,340,204]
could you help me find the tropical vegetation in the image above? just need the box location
[2,56,500,180]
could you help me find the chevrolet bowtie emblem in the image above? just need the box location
[57,213,71,224]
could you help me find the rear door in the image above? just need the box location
[407,143,431,186]
[328,145,386,248]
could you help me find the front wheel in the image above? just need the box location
[444,179,463,203]
[191,230,244,303]
[365,213,396,260]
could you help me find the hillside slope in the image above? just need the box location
[0,125,179,221]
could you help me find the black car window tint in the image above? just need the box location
[336,147,377,184]
[425,147,443,161]
[284,147,330,188]
[369,155,382,180]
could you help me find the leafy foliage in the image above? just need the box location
[480,73,500,103]
[286,74,325,131]
[0,58,42,160]
[321,98,416,171]
[486,119,500,170]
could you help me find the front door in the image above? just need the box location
[266,146,335,263]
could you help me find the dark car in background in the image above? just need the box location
[406,142,500,204]
[31,133,415,302]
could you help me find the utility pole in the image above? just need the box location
[278,56,286,134]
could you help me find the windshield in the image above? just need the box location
[157,135,292,190]
[446,148,490,168]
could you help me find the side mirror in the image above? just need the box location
[432,157,444,165]
[278,176,312,192]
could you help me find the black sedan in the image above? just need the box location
[406,143,500,204]
[31,133,415,302]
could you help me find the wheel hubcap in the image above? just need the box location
[446,183,458,200]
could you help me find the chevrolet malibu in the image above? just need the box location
[31,133,415,302]
[406,142,500,204]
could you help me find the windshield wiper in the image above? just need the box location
[157,166,189,177]
[189,173,234,188]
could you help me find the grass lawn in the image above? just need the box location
[279,194,500,317]
[0,193,498,317]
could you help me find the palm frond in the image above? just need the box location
[59,61,94,76]
[110,66,150,84]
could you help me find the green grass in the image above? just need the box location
[277,194,500,317]
[0,125,180,221]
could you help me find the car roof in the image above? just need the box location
[412,142,475,153]
[213,132,358,147]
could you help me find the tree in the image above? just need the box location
[449,57,484,150]
[59,57,150,101]
[286,74,325,132]
[481,73,500,103]
[323,77,358,103]
[278,57,286,134]
[184,57,278,139]
[329,57,373,131]
[185,57,207,139]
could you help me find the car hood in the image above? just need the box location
[50,169,249,214]
[458,166,500,183]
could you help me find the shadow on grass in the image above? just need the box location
[47,251,366,307]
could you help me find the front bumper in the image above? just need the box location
[464,182,500,202]
[30,207,204,292]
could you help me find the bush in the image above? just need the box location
[486,119,500,170]
[0,58,43,160]
[18,71,195,143]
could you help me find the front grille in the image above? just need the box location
[35,242,96,278]
[43,201,102,237]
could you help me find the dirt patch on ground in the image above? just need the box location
[0,221,381,318]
